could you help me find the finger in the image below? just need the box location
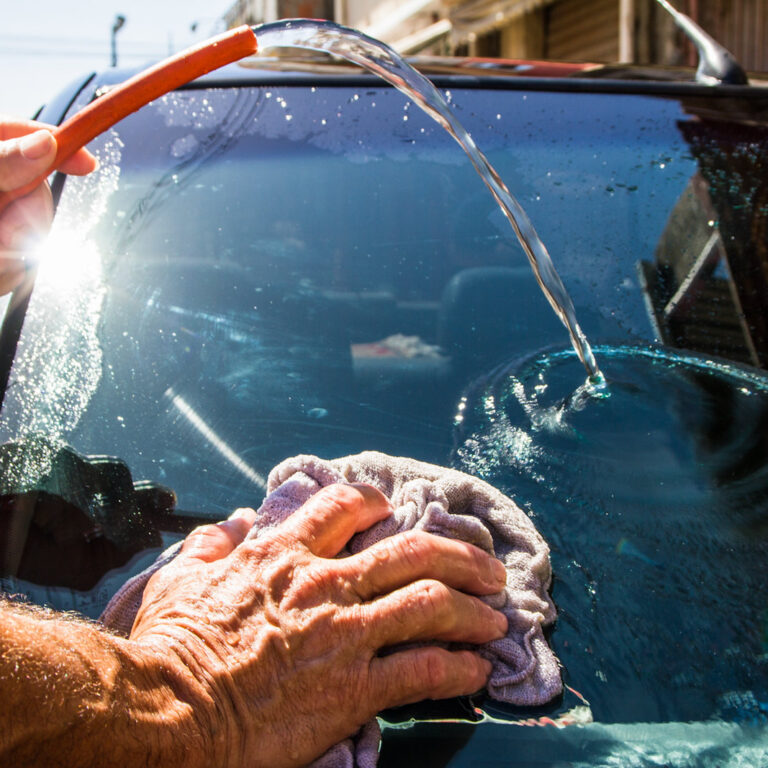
[58,149,99,176]
[0,129,56,192]
[0,183,53,251]
[362,579,508,647]
[0,118,50,142]
[280,483,392,558]
[371,647,491,709]
[332,530,507,601]
[178,507,258,564]
[0,119,97,182]
[0,256,25,295]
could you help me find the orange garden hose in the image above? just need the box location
[0,25,258,214]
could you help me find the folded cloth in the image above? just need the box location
[101,451,562,766]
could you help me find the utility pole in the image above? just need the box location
[111,14,126,67]
[619,0,635,62]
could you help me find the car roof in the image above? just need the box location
[80,51,768,101]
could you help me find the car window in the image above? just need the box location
[1,80,767,764]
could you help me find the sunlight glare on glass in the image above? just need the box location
[165,387,267,490]
[29,225,102,293]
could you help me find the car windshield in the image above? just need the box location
[1,78,767,764]
[1,84,702,510]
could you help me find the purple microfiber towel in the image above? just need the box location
[101,451,562,766]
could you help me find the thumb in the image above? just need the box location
[177,507,259,564]
[0,130,56,193]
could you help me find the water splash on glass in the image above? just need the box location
[453,343,768,729]
[253,19,601,380]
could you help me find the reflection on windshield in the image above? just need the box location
[643,114,768,368]
[165,388,267,490]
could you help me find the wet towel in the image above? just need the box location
[101,451,562,766]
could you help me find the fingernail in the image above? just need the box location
[471,654,492,685]
[348,482,391,509]
[494,611,508,635]
[19,130,55,161]
[491,557,507,585]
[228,507,256,521]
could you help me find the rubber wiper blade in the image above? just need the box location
[655,0,748,85]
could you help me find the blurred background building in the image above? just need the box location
[224,0,768,72]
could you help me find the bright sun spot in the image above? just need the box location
[29,226,103,293]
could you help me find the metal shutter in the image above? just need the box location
[697,0,768,74]
[545,0,619,62]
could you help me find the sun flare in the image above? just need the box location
[29,224,103,293]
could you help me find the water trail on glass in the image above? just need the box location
[254,19,602,382]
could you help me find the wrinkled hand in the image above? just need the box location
[131,483,508,768]
[0,118,97,294]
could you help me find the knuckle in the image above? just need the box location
[190,523,222,539]
[413,579,454,623]
[260,556,301,608]
[182,523,225,549]
[261,554,342,611]
[316,483,366,515]
[339,601,370,640]
[292,565,336,605]
[297,485,364,537]
[394,530,432,566]
[263,529,302,557]
[420,578,451,605]
[421,649,452,692]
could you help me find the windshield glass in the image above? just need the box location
[1,85,703,511]
[1,81,767,764]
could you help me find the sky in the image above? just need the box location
[1,0,236,118]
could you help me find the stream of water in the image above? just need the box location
[253,19,602,382]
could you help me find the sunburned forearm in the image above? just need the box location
[0,485,507,768]
[0,600,206,768]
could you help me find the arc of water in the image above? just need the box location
[253,19,601,380]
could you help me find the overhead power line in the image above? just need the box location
[0,34,163,49]
[0,47,166,60]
